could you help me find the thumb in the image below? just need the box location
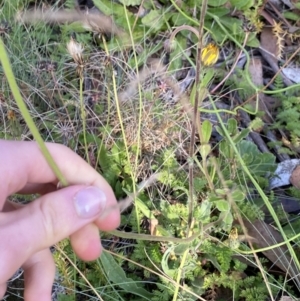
[0,185,111,277]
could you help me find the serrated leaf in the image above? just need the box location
[237,140,257,158]
[100,252,152,299]
[237,140,276,176]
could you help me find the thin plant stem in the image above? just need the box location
[0,38,68,186]
[117,3,145,234]
[79,75,90,164]
[172,219,194,301]
[187,0,208,228]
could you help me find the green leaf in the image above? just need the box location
[93,0,114,15]
[141,9,165,32]
[171,11,195,27]
[219,16,243,35]
[220,211,233,230]
[194,177,207,193]
[199,144,211,159]
[208,0,228,7]
[161,247,176,278]
[231,189,245,202]
[100,252,152,299]
[174,243,191,255]
[198,199,212,220]
[237,140,276,176]
[246,33,260,48]
[230,0,252,10]
[243,103,257,114]
[118,0,142,5]
[168,35,187,72]
[201,116,212,144]
[240,0,255,10]
[215,200,230,211]
[135,197,155,219]
[233,128,250,143]
[219,140,233,158]
[283,11,300,21]
[201,68,215,87]
[207,7,230,17]
[58,294,75,301]
[227,118,238,136]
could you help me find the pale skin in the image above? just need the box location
[0,140,120,300]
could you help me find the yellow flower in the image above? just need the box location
[201,43,219,66]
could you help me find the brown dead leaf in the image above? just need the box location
[260,27,282,61]
[280,296,295,301]
[149,218,159,236]
[247,57,274,122]
[244,219,300,287]
[290,165,300,189]
[248,57,263,87]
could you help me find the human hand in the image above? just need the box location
[0,140,120,300]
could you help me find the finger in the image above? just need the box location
[70,223,102,261]
[0,185,119,283]
[0,140,115,203]
[0,283,7,300]
[23,249,55,301]
[0,140,120,250]
[18,182,58,195]
[3,201,107,261]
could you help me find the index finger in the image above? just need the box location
[0,140,117,210]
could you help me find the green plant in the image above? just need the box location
[2,0,300,300]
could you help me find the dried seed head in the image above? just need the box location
[7,110,16,121]
[163,38,177,53]
[67,38,84,65]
